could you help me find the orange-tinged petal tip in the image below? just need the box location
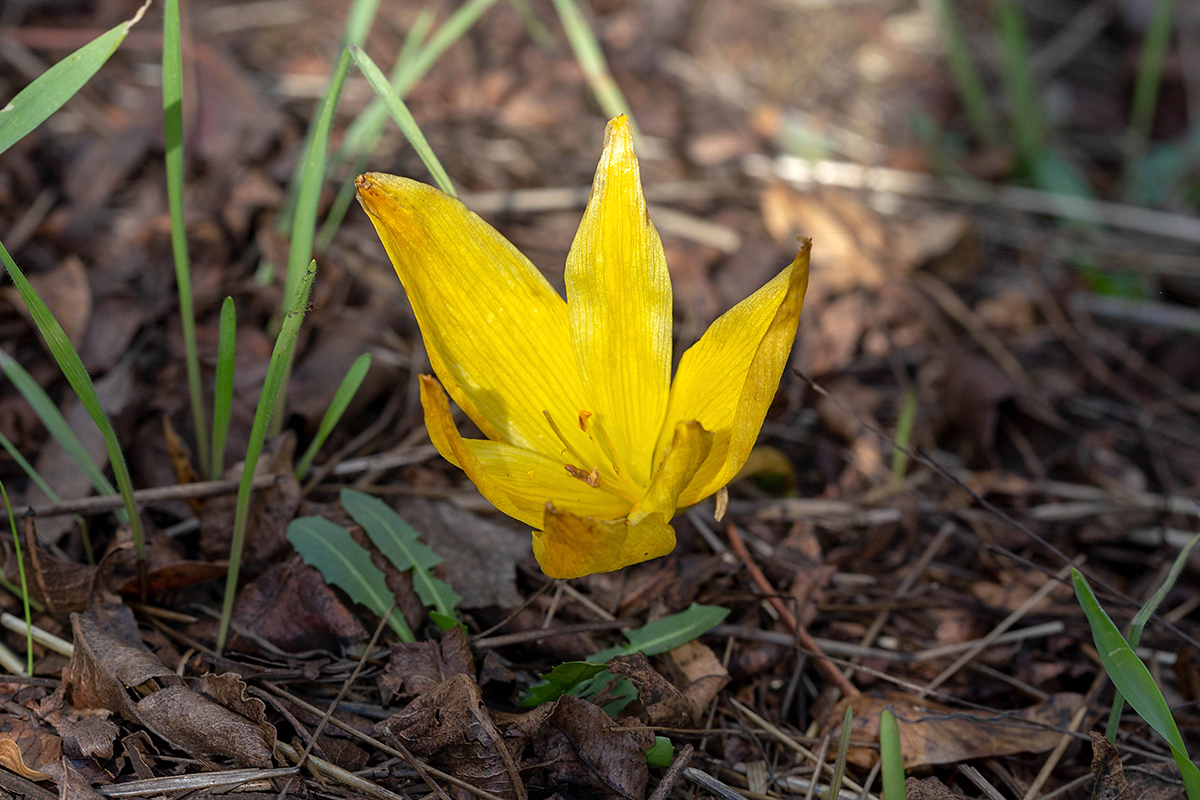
[532,505,675,579]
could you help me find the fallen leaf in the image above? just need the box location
[0,715,62,780]
[378,673,525,800]
[4,257,92,347]
[3,520,97,618]
[227,555,368,654]
[822,692,1082,768]
[663,640,728,724]
[380,626,474,703]
[1090,731,1130,800]
[606,653,692,727]
[534,694,655,800]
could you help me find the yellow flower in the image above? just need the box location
[355,116,809,579]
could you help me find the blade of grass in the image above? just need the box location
[0,0,151,156]
[0,429,92,564]
[879,707,905,800]
[550,0,640,144]
[890,390,917,493]
[216,262,318,654]
[823,706,854,800]
[0,483,33,675]
[316,9,435,252]
[1074,568,1200,800]
[295,353,371,478]
[1106,532,1200,740]
[163,0,208,479]
[349,46,456,196]
[993,0,1042,175]
[0,243,143,562]
[1123,0,1177,191]
[927,0,997,147]
[211,296,236,480]
[510,0,559,51]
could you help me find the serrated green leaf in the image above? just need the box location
[521,662,609,708]
[1074,569,1200,800]
[589,603,728,663]
[644,736,673,767]
[287,515,413,641]
[0,2,148,156]
[340,489,460,619]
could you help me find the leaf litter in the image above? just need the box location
[0,0,1198,799]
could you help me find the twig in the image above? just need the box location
[275,740,408,800]
[683,767,750,800]
[97,767,299,796]
[956,765,1007,800]
[1020,672,1104,800]
[725,522,859,697]
[26,474,283,518]
[471,620,630,649]
[648,744,694,800]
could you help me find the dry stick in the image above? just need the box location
[27,474,281,518]
[956,765,1007,800]
[799,372,1200,652]
[1020,671,1106,800]
[470,576,556,641]
[724,522,859,698]
[920,559,1080,697]
[725,698,868,798]
[648,743,695,800]
[96,767,299,797]
[472,620,630,649]
[382,731,454,800]
[275,741,407,800]
[844,522,952,681]
[261,683,509,800]
[275,604,396,800]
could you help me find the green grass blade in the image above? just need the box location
[0,243,142,558]
[391,0,499,99]
[211,297,236,480]
[0,1,150,156]
[589,603,729,663]
[1123,0,1177,190]
[510,0,559,51]
[287,515,413,641]
[1074,569,1200,799]
[339,488,461,619]
[283,49,351,314]
[216,263,317,654]
[295,353,371,478]
[1106,532,1200,740]
[550,0,639,143]
[890,390,917,493]
[343,0,382,48]
[0,354,115,499]
[316,153,372,253]
[163,0,208,478]
[879,707,905,800]
[0,482,33,675]
[348,45,456,196]
[993,0,1042,175]
[823,706,854,800]
[930,0,996,147]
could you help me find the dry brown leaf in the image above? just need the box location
[228,555,368,654]
[822,691,1082,768]
[5,257,92,347]
[380,626,474,703]
[606,653,692,728]
[0,715,62,780]
[664,640,729,724]
[534,694,655,800]
[378,673,525,800]
[3,520,97,618]
[1090,731,1131,800]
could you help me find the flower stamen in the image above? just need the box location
[565,465,601,488]
[589,415,622,476]
[543,410,592,471]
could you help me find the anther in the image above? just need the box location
[565,465,601,488]
[578,410,593,431]
[543,410,591,470]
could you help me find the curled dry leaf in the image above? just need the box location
[380,625,474,703]
[378,673,525,800]
[534,694,655,800]
[663,640,729,724]
[0,714,62,780]
[228,555,367,654]
[1090,731,1130,800]
[4,520,97,618]
[822,691,1082,768]
[605,653,692,728]
[64,610,276,767]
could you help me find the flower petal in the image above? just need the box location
[421,376,631,528]
[533,506,675,579]
[357,173,587,457]
[563,117,672,486]
[628,421,712,526]
[658,240,811,506]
